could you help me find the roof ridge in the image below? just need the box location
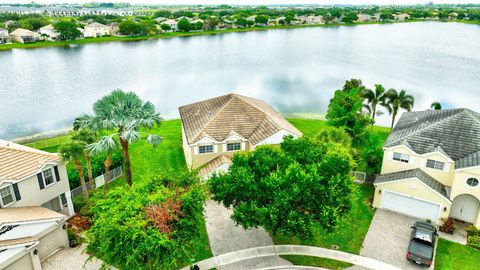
[387,109,466,147]
[191,94,238,142]
[0,144,59,158]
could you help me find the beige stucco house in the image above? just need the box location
[0,140,74,217]
[83,22,111,38]
[179,93,302,178]
[0,206,69,270]
[38,25,59,41]
[373,109,480,227]
[9,28,39,44]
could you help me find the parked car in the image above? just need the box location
[406,221,438,267]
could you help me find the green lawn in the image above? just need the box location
[273,185,376,269]
[435,239,480,270]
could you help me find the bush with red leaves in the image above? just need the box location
[143,198,183,235]
[67,214,92,233]
[439,217,456,234]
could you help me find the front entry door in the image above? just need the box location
[450,195,480,223]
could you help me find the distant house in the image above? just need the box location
[153,17,167,24]
[293,15,307,25]
[449,12,459,20]
[0,139,74,216]
[108,22,120,36]
[162,19,178,31]
[179,93,302,179]
[0,28,11,44]
[38,24,59,41]
[356,14,372,22]
[9,28,39,43]
[371,13,381,22]
[0,206,69,270]
[393,13,410,21]
[268,16,286,26]
[306,15,324,24]
[83,22,111,38]
[246,15,256,22]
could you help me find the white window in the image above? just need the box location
[426,159,445,170]
[393,152,410,163]
[198,145,213,154]
[467,178,479,187]
[0,185,14,207]
[227,142,241,152]
[43,168,56,187]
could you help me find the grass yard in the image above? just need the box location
[435,238,480,270]
[273,185,376,269]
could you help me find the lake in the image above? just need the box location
[1,22,480,140]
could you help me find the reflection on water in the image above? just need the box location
[1,22,480,139]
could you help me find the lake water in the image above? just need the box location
[1,22,480,140]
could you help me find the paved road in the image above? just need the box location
[41,244,114,270]
[357,209,434,270]
[204,200,292,270]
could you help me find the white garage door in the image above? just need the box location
[381,191,440,221]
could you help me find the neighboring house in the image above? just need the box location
[162,19,178,31]
[373,109,480,227]
[38,24,59,41]
[0,206,69,270]
[107,22,120,36]
[356,14,372,22]
[179,93,302,179]
[0,140,74,217]
[153,17,167,24]
[9,28,39,43]
[306,15,324,24]
[393,13,410,21]
[371,13,381,22]
[83,22,111,38]
[268,16,286,26]
[0,28,11,44]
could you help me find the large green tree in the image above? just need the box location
[326,88,373,141]
[119,20,142,36]
[210,136,355,237]
[384,89,415,129]
[74,90,162,187]
[54,21,81,41]
[177,18,192,32]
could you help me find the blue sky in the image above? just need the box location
[2,1,480,5]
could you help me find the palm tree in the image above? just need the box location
[363,84,388,124]
[384,89,415,129]
[88,136,118,194]
[59,141,89,201]
[74,90,162,187]
[431,102,442,110]
[72,129,98,189]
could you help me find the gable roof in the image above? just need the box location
[374,168,449,199]
[9,28,38,37]
[39,24,54,30]
[198,154,231,178]
[85,22,109,28]
[179,94,302,145]
[0,139,61,182]
[385,109,480,168]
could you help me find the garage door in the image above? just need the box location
[381,191,440,221]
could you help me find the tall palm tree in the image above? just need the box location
[363,84,388,124]
[59,141,89,201]
[88,136,118,194]
[384,89,415,129]
[72,129,98,189]
[74,90,162,187]
[431,102,442,110]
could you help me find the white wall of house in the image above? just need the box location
[253,129,298,149]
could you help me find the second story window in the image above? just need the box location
[43,168,55,186]
[0,186,14,207]
[227,142,241,151]
[426,159,445,170]
[393,152,410,163]
[199,145,213,154]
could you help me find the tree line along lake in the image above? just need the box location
[0,21,479,140]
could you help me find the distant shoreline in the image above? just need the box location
[1,20,477,51]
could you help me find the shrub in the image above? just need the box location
[79,204,93,218]
[67,228,84,247]
[73,195,87,212]
[67,215,92,233]
[466,225,480,237]
[439,217,456,234]
[467,235,480,250]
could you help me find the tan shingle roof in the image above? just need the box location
[0,139,61,181]
[9,28,39,37]
[0,206,65,226]
[198,154,231,177]
[85,22,109,28]
[179,94,302,145]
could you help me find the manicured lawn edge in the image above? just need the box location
[435,238,480,270]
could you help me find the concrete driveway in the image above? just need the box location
[358,209,434,270]
[204,200,292,270]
